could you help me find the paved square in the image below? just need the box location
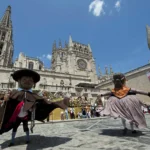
[0,115,150,150]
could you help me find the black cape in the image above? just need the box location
[0,90,69,134]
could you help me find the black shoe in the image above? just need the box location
[8,143,14,147]
[132,130,137,134]
[122,128,128,135]
[26,140,30,144]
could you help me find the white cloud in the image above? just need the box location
[46,54,52,60]
[115,1,121,12]
[89,0,105,17]
[38,54,52,61]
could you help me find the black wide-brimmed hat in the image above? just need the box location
[11,69,40,83]
[113,73,125,81]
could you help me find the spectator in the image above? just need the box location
[65,108,69,119]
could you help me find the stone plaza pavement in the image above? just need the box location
[1,115,150,150]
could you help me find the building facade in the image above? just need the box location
[1,6,150,104]
[0,6,100,103]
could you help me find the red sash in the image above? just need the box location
[9,101,24,123]
[5,101,25,128]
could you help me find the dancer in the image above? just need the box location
[100,73,150,135]
[0,69,70,146]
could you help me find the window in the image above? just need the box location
[39,65,42,70]
[43,78,47,85]
[60,80,64,85]
[84,88,87,92]
[8,83,14,88]
[84,48,88,53]
[61,52,63,58]
[0,43,3,55]
[43,78,47,89]
[19,62,22,68]
[1,83,8,88]
[28,62,34,70]
[60,52,63,59]
[1,32,6,41]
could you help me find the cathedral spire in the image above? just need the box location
[110,65,114,74]
[98,65,102,77]
[68,35,73,47]
[0,6,12,28]
[59,39,62,48]
[52,40,56,51]
[88,44,92,52]
[105,66,108,75]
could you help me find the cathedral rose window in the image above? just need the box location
[77,59,87,70]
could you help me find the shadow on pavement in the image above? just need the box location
[100,129,145,137]
[1,135,72,150]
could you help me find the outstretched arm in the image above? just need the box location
[131,89,149,96]
[100,91,112,97]
[130,89,150,106]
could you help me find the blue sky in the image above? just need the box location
[1,0,150,75]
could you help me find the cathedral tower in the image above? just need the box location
[51,36,98,82]
[0,6,14,67]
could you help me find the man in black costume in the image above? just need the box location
[0,69,70,146]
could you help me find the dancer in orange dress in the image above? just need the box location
[100,73,150,135]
